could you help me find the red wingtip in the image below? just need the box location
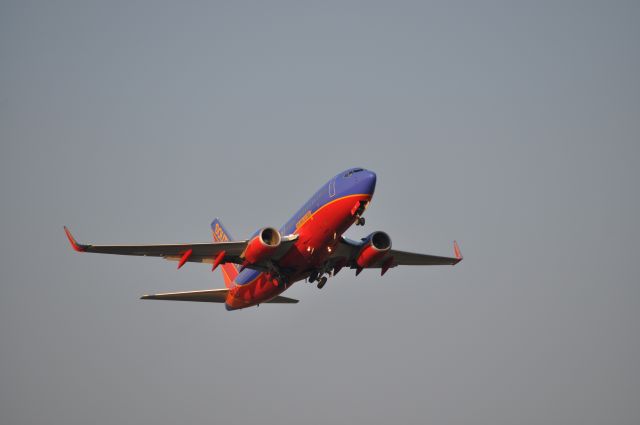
[64,226,86,252]
[453,240,463,264]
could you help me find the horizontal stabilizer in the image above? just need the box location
[140,289,299,304]
[141,289,228,303]
[265,295,299,304]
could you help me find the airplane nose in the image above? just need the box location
[363,170,377,194]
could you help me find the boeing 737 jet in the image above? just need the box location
[64,168,462,310]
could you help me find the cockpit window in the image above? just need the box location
[344,168,364,177]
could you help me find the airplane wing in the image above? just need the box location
[330,236,462,273]
[140,289,298,304]
[63,226,298,269]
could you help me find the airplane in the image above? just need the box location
[64,168,462,310]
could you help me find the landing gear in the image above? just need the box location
[353,200,368,226]
[317,276,328,289]
[309,262,335,288]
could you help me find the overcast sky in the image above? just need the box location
[1,1,639,424]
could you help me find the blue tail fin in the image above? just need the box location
[211,218,239,288]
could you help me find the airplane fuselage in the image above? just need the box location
[225,168,376,310]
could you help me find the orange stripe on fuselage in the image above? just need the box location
[297,193,370,232]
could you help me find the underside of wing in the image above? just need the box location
[330,236,462,271]
[64,226,298,269]
[372,249,461,267]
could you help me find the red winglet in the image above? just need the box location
[453,240,463,264]
[177,249,193,269]
[63,226,86,252]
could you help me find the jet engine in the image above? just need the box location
[242,227,282,264]
[356,231,392,269]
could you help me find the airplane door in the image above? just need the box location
[329,178,336,197]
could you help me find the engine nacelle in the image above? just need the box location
[356,231,392,269]
[242,227,282,264]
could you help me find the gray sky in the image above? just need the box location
[1,1,639,424]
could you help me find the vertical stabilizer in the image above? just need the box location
[211,218,239,288]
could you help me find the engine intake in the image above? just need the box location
[356,231,392,269]
[242,227,282,264]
